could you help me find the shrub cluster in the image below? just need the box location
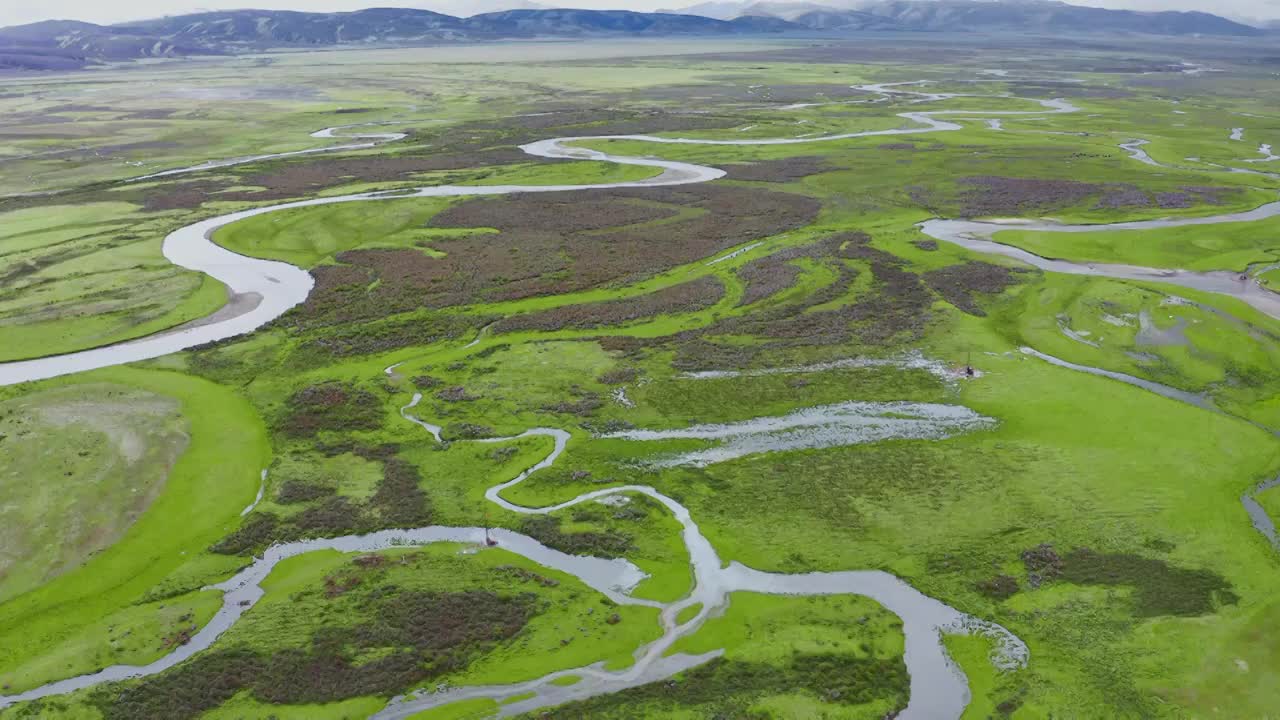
[495,277,725,334]
[519,515,633,558]
[922,261,1029,316]
[292,185,818,328]
[214,446,431,554]
[278,382,383,438]
[539,653,908,718]
[723,156,829,183]
[94,590,537,719]
[1059,548,1239,617]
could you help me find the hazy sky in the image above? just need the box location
[3,0,1278,28]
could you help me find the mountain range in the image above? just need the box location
[0,1,1264,72]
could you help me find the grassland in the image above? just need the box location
[536,592,909,718]
[3,32,1280,720]
[995,217,1280,271]
[0,203,227,362]
[0,382,190,603]
[0,368,267,694]
[214,197,461,268]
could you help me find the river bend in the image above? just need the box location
[0,392,1025,719]
[4,79,1280,717]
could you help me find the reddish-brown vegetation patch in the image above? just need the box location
[129,107,743,210]
[294,185,816,327]
[494,277,724,334]
[455,195,680,231]
[537,653,908,718]
[296,312,483,357]
[279,383,383,438]
[736,236,845,307]
[723,156,829,183]
[977,574,1020,600]
[724,232,932,347]
[1021,543,1063,588]
[1095,184,1240,211]
[643,232,938,371]
[1094,184,1153,210]
[139,149,561,211]
[1057,548,1238,617]
[293,496,366,535]
[922,261,1030,317]
[435,385,478,402]
[442,423,495,440]
[494,565,560,588]
[95,590,536,720]
[959,176,1103,217]
[519,515,632,558]
[215,445,431,554]
[542,388,605,417]
[369,454,433,527]
[276,481,335,504]
[736,259,804,308]
[1178,186,1240,205]
[412,375,444,389]
[959,177,1241,217]
[597,367,639,385]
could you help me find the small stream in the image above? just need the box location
[129,122,411,182]
[600,401,995,468]
[0,395,1026,719]
[0,82,1077,387]
[4,83,1278,387]
[5,79,1280,717]
[919,206,1280,321]
[1016,347,1280,553]
[1243,476,1280,551]
[1018,347,1212,410]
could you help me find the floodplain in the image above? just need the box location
[1,32,1279,720]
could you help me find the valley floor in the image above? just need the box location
[1,33,1279,720]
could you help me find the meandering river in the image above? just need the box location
[0,83,1081,387]
[0,393,1025,719]
[3,80,1279,718]
[3,82,1277,387]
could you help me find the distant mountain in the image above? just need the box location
[413,1,550,16]
[853,0,1261,35]
[671,1,844,20]
[0,19,104,41]
[674,0,1262,34]
[0,7,801,70]
[463,9,775,36]
[115,8,467,45]
[0,1,1263,72]
[0,18,224,70]
[792,8,901,30]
